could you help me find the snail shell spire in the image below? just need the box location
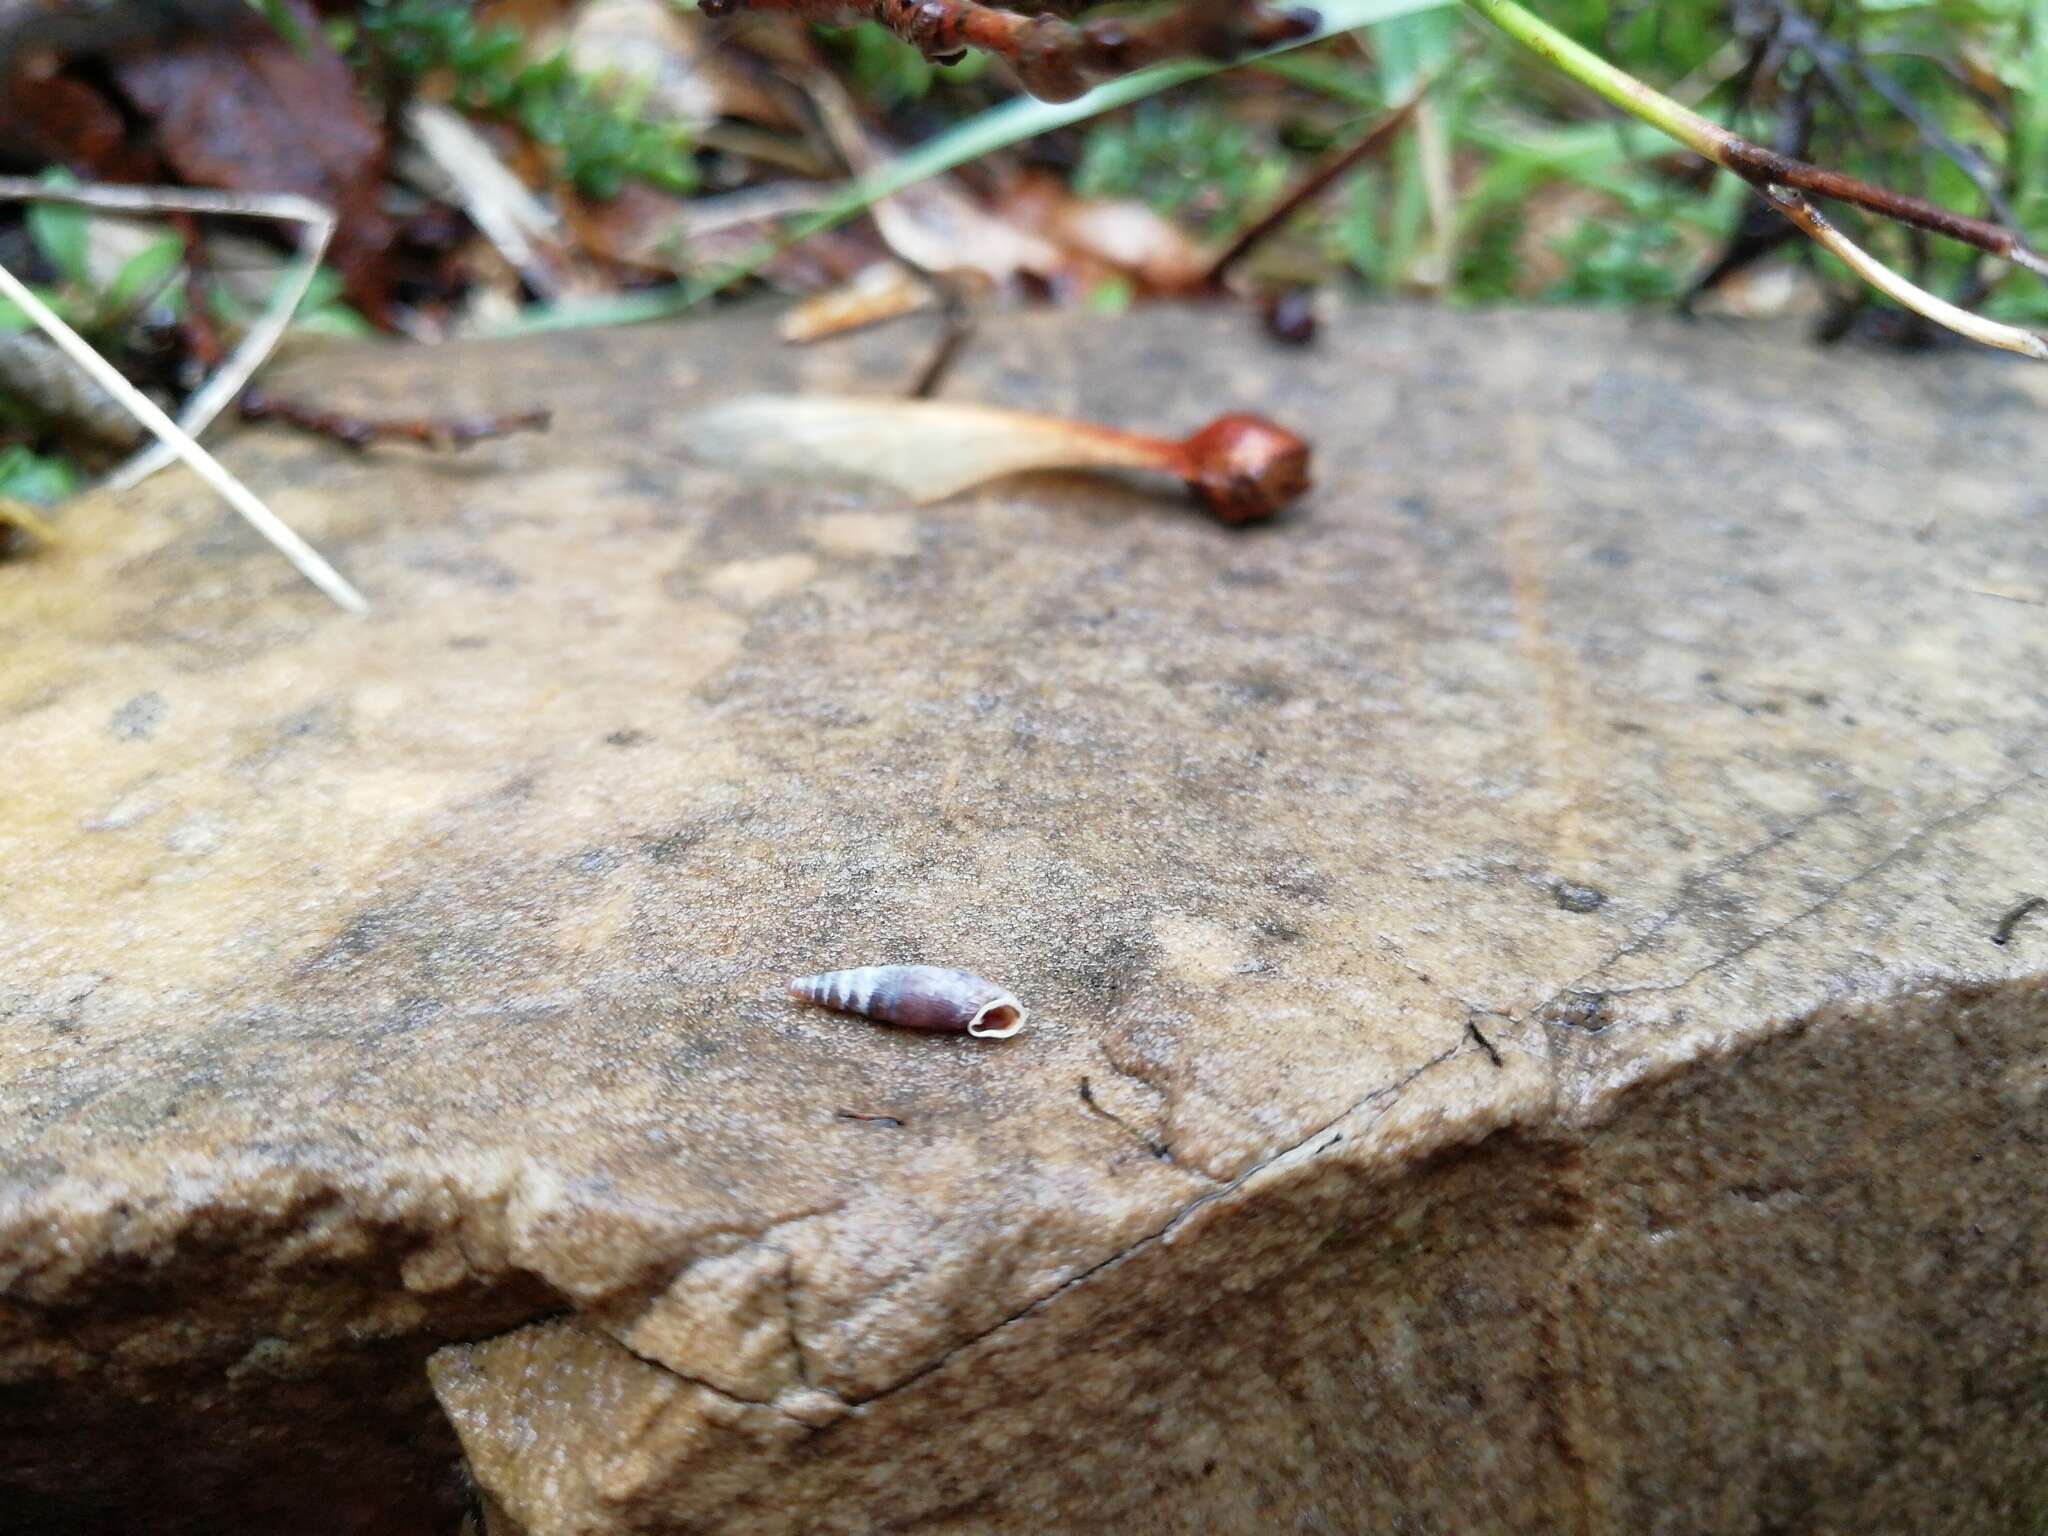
[787,966,1026,1038]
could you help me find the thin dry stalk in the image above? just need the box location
[0,257,368,612]
[402,102,569,300]
[904,288,976,397]
[0,178,339,491]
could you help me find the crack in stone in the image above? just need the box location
[832,1038,1473,1415]
[1091,1038,1268,1183]
[1601,771,2040,1003]
[1533,771,2039,1026]
[446,1035,1480,1440]
[1536,796,1855,1015]
[777,1250,811,1391]
[601,1330,801,1416]
[585,1239,852,1428]
[601,1198,849,1340]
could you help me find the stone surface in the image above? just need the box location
[3,303,2046,1535]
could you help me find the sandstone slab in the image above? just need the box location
[2,305,2044,1533]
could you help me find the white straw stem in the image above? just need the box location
[1763,187,2048,361]
[0,180,338,490]
[0,256,367,613]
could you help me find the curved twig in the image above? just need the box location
[1759,186,2048,362]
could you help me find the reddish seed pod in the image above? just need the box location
[678,394,1312,527]
[1177,414,1313,524]
[788,966,1028,1038]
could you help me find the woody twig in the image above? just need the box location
[702,0,1318,102]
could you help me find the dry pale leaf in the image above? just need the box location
[803,68,1060,285]
[566,0,800,132]
[403,102,571,300]
[778,261,936,343]
[998,171,1209,293]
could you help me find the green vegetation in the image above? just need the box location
[1,177,177,503]
[348,0,700,198]
[1,181,184,338]
[1075,101,1293,238]
[0,443,82,506]
[817,22,991,107]
[1061,1,2047,313]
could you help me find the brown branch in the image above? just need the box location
[173,212,227,373]
[705,0,1319,101]
[904,287,977,398]
[1673,44,2043,278]
[1203,85,1427,286]
[1718,138,2047,277]
[835,1108,906,1126]
[235,389,552,450]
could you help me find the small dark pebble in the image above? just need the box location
[1549,991,1613,1032]
[1262,289,1319,347]
[1553,880,1607,914]
[110,691,167,741]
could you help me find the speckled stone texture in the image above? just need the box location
[2,306,2044,1536]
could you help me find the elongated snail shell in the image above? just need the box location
[787,966,1027,1039]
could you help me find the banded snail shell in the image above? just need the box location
[787,966,1026,1039]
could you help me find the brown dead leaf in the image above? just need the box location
[558,183,694,275]
[110,0,395,323]
[559,180,849,282]
[475,0,579,33]
[804,67,1059,286]
[742,224,883,294]
[1,68,139,178]
[868,176,1059,286]
[998,171,1209,294]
